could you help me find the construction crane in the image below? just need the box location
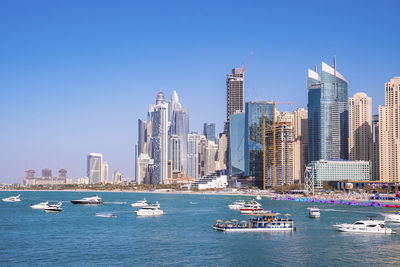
[251,88,295,189]
[241,51,254,73]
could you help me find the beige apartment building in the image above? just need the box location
[349,92,372,161]
[379,77,400,183]
[293,108,308,183]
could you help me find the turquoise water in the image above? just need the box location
[2,191,400,266]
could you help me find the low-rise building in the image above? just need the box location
[191,171,228,190]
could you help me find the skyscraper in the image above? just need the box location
[349,92,372,161]
[168,134,182,172]
[150,91,168,184]
[217,133,228,170]
[379,77,400,183]
[58,169,67,179]
[187,133,198,178]
[41,168,52,178]
[293,108,308,183]
[229,112,245,176]
[307,59,349,162]
[101,161,109,184]
[225,68,244,133]
[138,119,147,155]
[203,122,216,142]
[87,153,102,184]
[371,114,379,180]
[204,140,218,175]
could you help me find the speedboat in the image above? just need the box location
[135,205,164,216]
[308,206,320,218]
[30,201,49,209]
[131,198,148,207]
[70,195,104,205]
[385,211,400,223]
[213,213,295,232]
[333,218,395,234]
[2,194,21,202]
[44,202,63,213]
[96,212,117,218]
[256,195,262,200]
[228,200,245,210]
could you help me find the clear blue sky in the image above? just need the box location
[1,0,399,183]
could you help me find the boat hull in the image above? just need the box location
[44,209,63,213]
[70,200,104,205]
[214,227,294,232]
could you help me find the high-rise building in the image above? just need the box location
[225,68,244,133]
[113,170,122,184]
[308,59,349,162]
[87,153,102,184]
[136,153,151,184]
[187,133,198,178]
[349,92,372,161]
[203,122,216,142]
[138,119,147,155]
[217,133,228,170]
[204,140,218,175]
[150,91,169,184]
[58,169,67,179]
[41,168,52,178]
[229,112,245,176]
[293,108,308,183]
[379,77,400,183]
[101,161,109,184]
[197,134,207,178]
[25,169,35,179]
[168,134,182,172]
[371,114,379,180]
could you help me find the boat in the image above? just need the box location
[2,194,21,202]
[256,195,262,200]
[189,201,198,205]
[213,213,295,232]
[70,195,104,205]
[131,198,148,207]
[240,200,263,214]
[30,201,49,209]
[44,202,63,213]
[96,212,117,218]
[135,205,164,216]
[308,206,320,218]
[333,218,395,234]
[228,200,245,210]
[385,211,400,223]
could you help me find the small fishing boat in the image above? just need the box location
[2,194,21,202]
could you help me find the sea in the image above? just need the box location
[2,191,400,266]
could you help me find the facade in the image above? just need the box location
[138,119,147,155]
[204,140,218,175]
[379,77,400,183]
[58,169,67,179]
[308,60,349,162]
[197,134,207,178]
[187,133,198,179]
[217,133,228,170]
[87,153,102,184]
[203,122,216,142]
[101,162,109,184]
[136,153,151,184]
[349,92,372,161]
[229,112,245,176]
[293,108,308,183]
[25,169,35,179]
[371,114,379,180]
[225,68,245,133]
[168,134,182,172]
[191,172,228,190]
[41,168,52,178]
[307,160,370,189]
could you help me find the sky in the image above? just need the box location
[0,0,399,183]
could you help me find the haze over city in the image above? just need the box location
[1,0,399,183]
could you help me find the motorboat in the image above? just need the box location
[228,200,245,210]
[385,211,400,223]
[333,218,395,234]
[131,198,148,207]
[256,195,262,200]
[135,205,164,216]
[44,202,63,213]
[213,213,295,232]
[30,201,49,209]
[308,206,320,218]
[147,201,160,208]
[96,212,117,218]
[240,200,263,214]
[70,195,104,205]
[2,194,21,202]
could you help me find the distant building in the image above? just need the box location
[225,68,244,133]
[187,133,198,179]
[229,112,245,177]
[293,108,308,183]
[113,170,122,184]
[204,140,218,175]
[191,171,228,190]
[307,160,370,189]
[168,134,182,172]
[101,162,109,184]
[25,169,35,179]
[87,153,102,184]
[217,133,228,170]
[41,168,52,179]
[371,114,379,180]
[77,177,89,185]
[203,122,216,142]
[58,169,67,179]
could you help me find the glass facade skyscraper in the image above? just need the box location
[87,153,102,184]
[229,113,245,176]
[307,61,349,162]
[203,122,216,142]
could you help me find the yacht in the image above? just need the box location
[135,205,164,216]
[308,206,321,218]
[131,198,148,207]
[70,195,104,205]
[256,195,262,200]
[213,213,295,232]
[2,194,21,202]
[240,201,263,214]
[44,202,63,213]
[228,200,246,210]
[30,201,49,209]
[333,218,394,234]
[385,211,400,223]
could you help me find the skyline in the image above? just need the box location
[1,0,400,182]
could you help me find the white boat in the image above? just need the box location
[385,212,400,223]
[240,200,263,214]
[333,219,394,234]
[44,202,63,213]
[308,206,320,218]
[2,194,21,202]
[228,200,245,210]
[30,201,49,209]
[70,195,104,205]
[96,212,117,218]
[213,213,295,232]
[135,205,164,216]
[256,195,262,200]
[131,198,148,207]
